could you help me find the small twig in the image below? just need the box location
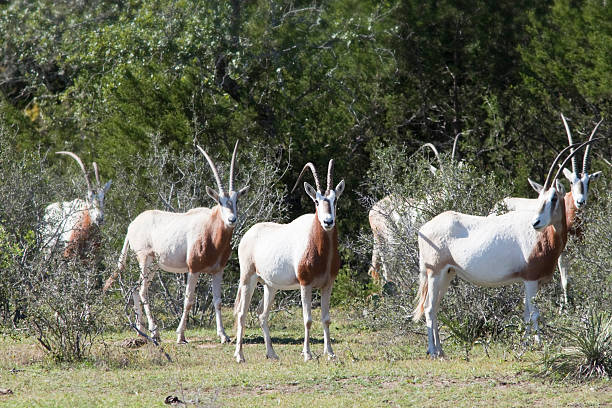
[158,192,176,212]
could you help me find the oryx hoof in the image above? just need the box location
[235,352,245,363]
[266,351,279,360]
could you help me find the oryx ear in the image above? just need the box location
[103,180,112,192]
[590,171,602,182]
[528,178,544,193]
[555,179,566,194]
[206,186,220,202]
[304,182,317,201]
[562,168,577,183]
[335,180,345,198]
[429,165,438,175]
[238,186,249,197]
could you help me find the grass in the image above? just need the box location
[0,307,610,407]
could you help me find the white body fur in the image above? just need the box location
[238,214,325,290]
[42,198,94,251]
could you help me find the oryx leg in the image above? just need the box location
[320,282,335,359]
[234,273,257,363]
[136,255,158,340]
[369,234,381,281]
[523,280,541,344]
[558,252,570,307]
[424,269,444,358]
[211,270,230,343]
[433,268,454,355]
[259,284,278,360]
[176,271,200,344]
[300,285,313,361]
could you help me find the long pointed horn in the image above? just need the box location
[560,114,577,175]
[197,145,225,194]
[582,118,603,175]
[229,140,239,192]
[419,143,443,170]
[92,162,101,188]
[56,151,93,192]
[546,139,601,190]
[543,143,583,191]
[291,162,321,193]
[451,132,462,162]
[326,159,334,193]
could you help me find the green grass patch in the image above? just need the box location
[0,307,610,407]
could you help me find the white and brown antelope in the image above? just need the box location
[103,141,248,344]
[233,160,344,363]
[413,139,599,357]
[42,151,112,258]
[498,115,603,304]
[369,138,462,283]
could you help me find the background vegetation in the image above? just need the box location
[0,0,610,397]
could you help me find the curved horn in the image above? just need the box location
[419,143,443,170]
[197,145,225,194]
[546,139,601,190]
[451,132,462,162]
[56,151,92,192]
[229,140,239,192]
[326,159,334,193]
[582,118,603,176]
[291,162,321,193]
[543,143,583,191]
[92,162,101,188]
[560,114,577,175]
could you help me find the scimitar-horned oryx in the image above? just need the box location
[496,115,603,305]
[104,141,248,344]
[233,160,344,363]
[42,151,112,258]
[369,135,463,283]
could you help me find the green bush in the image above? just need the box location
[541,310,611,381]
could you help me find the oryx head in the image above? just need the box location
[197,141,248,228]
[292,160,345,231]
[560,114,604,209]
[57,151,112,225]
[530,139,600,231]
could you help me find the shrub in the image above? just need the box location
[0,121,109,361]
[541,310,611,381]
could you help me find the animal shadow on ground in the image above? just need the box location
[240,335,335,345]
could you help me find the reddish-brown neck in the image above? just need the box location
[516,195,568,282]
[187,206,234,274]
[296,210,340,286]
[564,191,582,237]
[555,194,568,248]
[64,209,96,258]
